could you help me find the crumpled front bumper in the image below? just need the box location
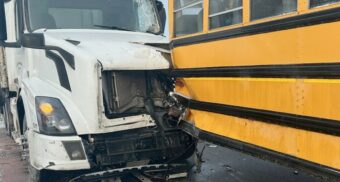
[28,131,90,171]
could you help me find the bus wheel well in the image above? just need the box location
[17,96,25,135]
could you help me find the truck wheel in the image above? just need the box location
[28,164,43,182]
[23,116,46,182]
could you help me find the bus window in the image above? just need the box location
[310,0,340,8]
[209,0,242,29]
[250,0,297,21]
[174,0,203,37]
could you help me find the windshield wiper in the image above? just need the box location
[94,24,158,35]
[93,24,133,32]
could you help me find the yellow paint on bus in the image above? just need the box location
[170,0,340,172]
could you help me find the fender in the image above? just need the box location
[18,87,37,133]
[20,77,91,134]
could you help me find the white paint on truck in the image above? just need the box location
[0,0,197,177]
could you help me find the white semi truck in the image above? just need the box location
[0,0,196,181]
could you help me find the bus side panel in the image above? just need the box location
[172,16,340,173]
[172,21,340,68]
[188,109,340,170]
[179,78,340,121]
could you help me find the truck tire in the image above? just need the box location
[23,116,47,182]
[28,164,43,182]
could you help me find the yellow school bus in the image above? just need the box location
[168,0,340,178]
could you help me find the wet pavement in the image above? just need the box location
[0,116,324,182]
[188,143,323,182]
[0,127,28,181]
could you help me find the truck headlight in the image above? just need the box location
[35,97,76,136]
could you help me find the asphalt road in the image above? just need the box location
[188,142,324,182]
[0,115,325,182]
[0,116,28,182]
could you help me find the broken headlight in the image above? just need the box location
[35,97,76,136]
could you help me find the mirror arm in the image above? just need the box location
[0,40,21,48]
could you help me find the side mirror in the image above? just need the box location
[156,1,166,33]
[0,0,7,42]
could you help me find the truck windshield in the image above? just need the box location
[26,0,161,34]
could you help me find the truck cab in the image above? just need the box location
[0,0,196,181]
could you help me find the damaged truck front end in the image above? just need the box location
[1,0,197,180]
[85,69,197,168]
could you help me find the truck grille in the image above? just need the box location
[90,128,195,166]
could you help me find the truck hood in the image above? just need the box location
[41,29,170,70]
